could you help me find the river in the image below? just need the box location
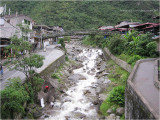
[43,41,110,120]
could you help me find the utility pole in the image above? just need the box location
[41,25,43,49]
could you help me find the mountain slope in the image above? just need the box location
[1,1,159,30]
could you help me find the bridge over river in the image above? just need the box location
[43,29,120,39]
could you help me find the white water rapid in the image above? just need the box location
[47,48,103,120]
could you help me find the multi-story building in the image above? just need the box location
[0,14,34,58]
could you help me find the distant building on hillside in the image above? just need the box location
[115,21,140,28]
[98,26,114,30]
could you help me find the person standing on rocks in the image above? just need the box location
[45,86,49,92]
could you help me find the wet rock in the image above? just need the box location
[72,112,86,119]
[44,114,50,118]
[106,113,116,120]
[107,109,113,114]
[116,107,124,116]
[49,96,55,103]
[65,116,70,120]
[87,95,99,105]
[99,61,106,71]
[99,116,105,120]
[96,86,103,93]
[83,90,91,95]
[64,70,70,77]
[91,68,96,72]
[68,68,73,73]
[116,116,120,120]
[68,74,86,81]
[98,73,109,78]
[99,94,107,101]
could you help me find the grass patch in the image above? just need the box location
[51,73,61,82]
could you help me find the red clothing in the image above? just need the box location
[45,86,49,89]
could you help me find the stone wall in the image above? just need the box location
[103,47,132,73]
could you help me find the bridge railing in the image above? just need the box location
[43,29,120,39]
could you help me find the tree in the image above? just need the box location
[1,77,30,119]
[5,24,44,101]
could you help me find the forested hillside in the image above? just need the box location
[1,1,159,30]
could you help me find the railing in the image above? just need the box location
[42,29,120,39]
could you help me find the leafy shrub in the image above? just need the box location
[108,34,125,55]
[146,41,157,57]
[127,55,142,65]
[64,36,71,42]
[107,86,125,107]
[58,38,65,48]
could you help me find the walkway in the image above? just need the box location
[132,59,159,119]
[0,45,64,90]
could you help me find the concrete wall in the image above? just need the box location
[103,47,132,73]
[125,83,155,119]
[38,54,65,104]
[125,58,158,119]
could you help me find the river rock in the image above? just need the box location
[91,68,96,72]
[87,95,99,105]
[65,116,70,120]
[116,116,120,120]
[106,113,116,120]
[49,96,55,103]
[64,70,70,77]
[107,109,113,114]
[96,86,103,93]
[83,90,91,95]
[99,94,107,101]
[68,74,86,81]
[116,107,124,116]
[72,112,86,119]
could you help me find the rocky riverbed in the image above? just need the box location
[39,40,111,120]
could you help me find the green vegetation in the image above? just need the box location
[100,60,129,117]
[83,31,157,117]
[2,1,159,30]
[51,73,61,82]
[1,25,44,119]
[100,86,125,116]
[1,78,29,119]
[83,30,158,67]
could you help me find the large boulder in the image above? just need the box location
[99,94,107,101]
[68,74,86,81]
[106,113,116,120]
[107,109,113,114]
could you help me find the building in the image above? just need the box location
[98,26,114,31]
[0,14,34,58]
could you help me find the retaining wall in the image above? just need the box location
[103,47,132,73]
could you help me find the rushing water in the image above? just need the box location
[47,48,103,120]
